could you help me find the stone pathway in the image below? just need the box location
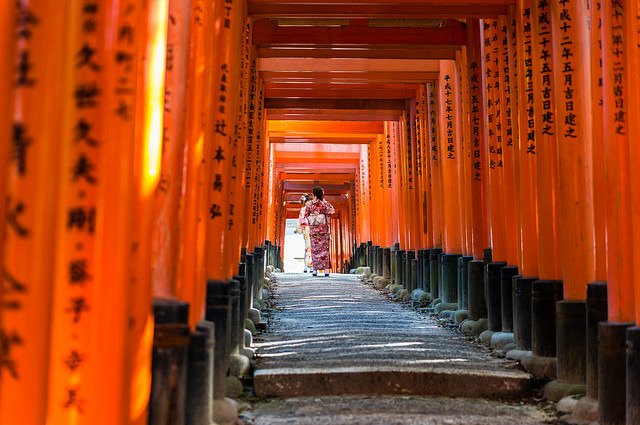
[241,273,557,424]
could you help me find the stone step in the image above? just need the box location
[254,365,531,399]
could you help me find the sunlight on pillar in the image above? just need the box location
[129,314,155,423]
[142,0,169,196]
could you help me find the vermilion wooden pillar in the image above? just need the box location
[601,0,635,324]
[375,134,390,247]
[515,0,539,278]
[0,1,65,423]
[625,0,640,324]
[456,49,472,256]
[385,123,400,246]
[406,104,422,250]
[151,0,191,298]
[223,13,252,277]
[498,14,520,267]
[416,85,432,248]
[483,19,507,263]
[47,1,106,423]
[242,55,259,250]
[389,122,404,248]
[438,60,462,255]
[466,20,490,260]
[426,83,443,249]
[396,117,409,249]
[205,0,246,279]
[531,0,562,281]
[90,1,142,423]
[550,0,595,300]
[129,0,170,422]
[588,0,607,283]
[177,0,214,328]
[359,146,371,243]
[0,0,15,267]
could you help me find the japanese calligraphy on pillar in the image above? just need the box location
[385,133,392,189]
[1,0,39,383]
[500,18,514,149]
[533,0,556,140]
[485,20,504,171]
[252,83,264,227]
[405,117,414,190]
[55,0,105,413]
[415,99,423,177]
[468,61,482,181]
[443,75,456,160]
[553,0,579,141]
[608,0,625,137]
[428,83,439,164]
[522,5,536,154]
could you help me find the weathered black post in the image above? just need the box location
[186,321,214,425]
[531,280,563,357]
[500,267,519,332]
[149,298,190,425]
[205,280,233,402]
[486,262,507,331]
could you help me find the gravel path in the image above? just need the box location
[240,273,557,425]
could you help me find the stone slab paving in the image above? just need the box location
[244,273,556,424]
[240,396,556,425]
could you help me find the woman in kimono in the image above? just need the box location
[296,194,313,272]
[304,186,335,276]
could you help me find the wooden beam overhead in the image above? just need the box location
[274,152,361,161]
[265,87,415,99]
[265,98,408,111]
[268,120,384,133]
[258,58,439,72]
[280,172,355,181]
[270,137,373,144]
[261,71,439,83]
[266,108,402,121]
[248,3,509,18]
[276,162,359,170]
[284,182,350,191]
[257,46,459,60]
[253,22,467,45]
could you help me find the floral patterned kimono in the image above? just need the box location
[304,199,335,270]
[298,204,313,270]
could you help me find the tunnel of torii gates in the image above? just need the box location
[3,0,640,424]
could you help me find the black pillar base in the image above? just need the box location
[420,249,429,292]
[390,248,397,284]
[513,276,538,351]
[416,249,425,291]
[500,266,519,332]
[411,258,418,295]
[149,298,190,425]
[376,246,383,276]
[406,250,415,292]
[382,247,391,279]
[531,280,563,358]
[205,280,233,401]
[458,256,473,310]
[400,250,407,288]
[187,321,214,425]
[599,322,634,425]
[487,262,507,332]
[556,299,586,385]
[429,248,443,298]
[627,326,640,425]
[468,260,486,320]
[441,254,461,304]
[586,282,607,399]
